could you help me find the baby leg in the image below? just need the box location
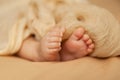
[17,27,65,61]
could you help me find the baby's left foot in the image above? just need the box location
[60,28,94,61]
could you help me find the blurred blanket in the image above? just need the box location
[0,0,120,58]
[0,0,120,80]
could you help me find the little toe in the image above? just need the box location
[86,39,92,45]
[87,48,93,53]
[82,34,90,42]
[87,44,94,54]
[70,28,85,40]
[88,44,95,49]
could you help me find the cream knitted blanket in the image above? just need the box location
[0,0,120,57]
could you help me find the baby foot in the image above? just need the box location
[38,27,65,61]
[60,28,94,61]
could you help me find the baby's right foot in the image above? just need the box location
[38,27,65,61]
[60,28,94,61]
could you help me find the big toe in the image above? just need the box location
[70,28,85,40]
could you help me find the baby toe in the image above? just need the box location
[48,42,61,49]
[82,34,90,41]
[88,44,95,49]
[87,44,94,54]
[87,48,93,53]
[86,39,92,45]
[70,28,85,40]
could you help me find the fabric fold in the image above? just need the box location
[0,0,120,58]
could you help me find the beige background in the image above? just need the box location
[90,0,120,21]
[0,0,120,80]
